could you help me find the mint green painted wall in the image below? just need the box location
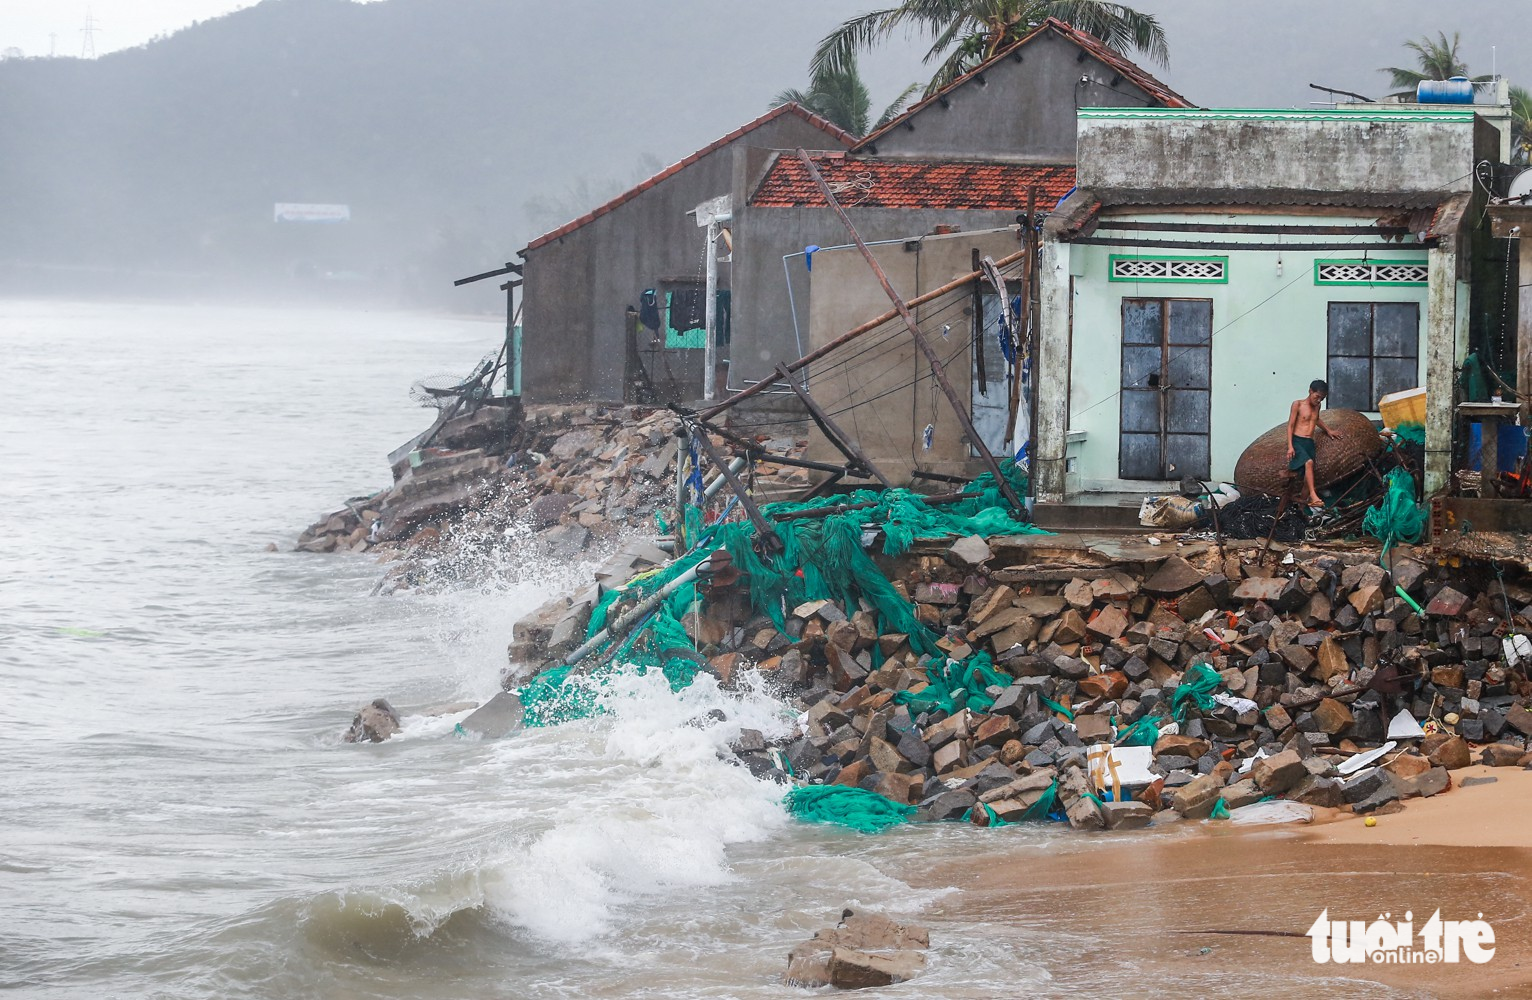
[1065,212,1429,490]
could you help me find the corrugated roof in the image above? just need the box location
[853,17,1193,153]
[521,104,854,253]
[749,153,1076,210]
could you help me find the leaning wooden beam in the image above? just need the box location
[685,417,783,554]
[794,149,1026,514]
[775,362,892,487]
[696,248,1026,421]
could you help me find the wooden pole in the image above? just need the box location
[775,362,891,487]
[685,418,783,554]
[1006,186,1037,448]
[793,149,1025,514]
[697,248,1026,421]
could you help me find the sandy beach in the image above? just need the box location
[915,771,1532,998]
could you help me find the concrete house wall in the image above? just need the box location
[856,30,1172,163]
[803,227,1024,483]
[729,199,1020,391]
[518,109,850,403]
[1058,212,1436,494]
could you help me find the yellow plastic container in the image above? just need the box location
[1378,386,1426,428]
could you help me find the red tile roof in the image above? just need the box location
[749,154,1076,211]
[522,104,854,253]
[853,17,1193,153]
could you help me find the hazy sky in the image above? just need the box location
[3,0,1528,105]
[6,1,267,58]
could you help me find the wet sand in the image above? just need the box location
[915,771,1532,998]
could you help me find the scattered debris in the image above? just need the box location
[298,403,812,591]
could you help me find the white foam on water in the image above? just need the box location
[478,668,798,945]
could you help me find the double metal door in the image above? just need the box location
[1119,298,1212,481]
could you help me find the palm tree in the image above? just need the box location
[813,1,1168,98]
[772,57,922,138]
[1380,31,1491,99]
[1511,85,1532,164]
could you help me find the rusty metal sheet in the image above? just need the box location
[1231,409,1384,498]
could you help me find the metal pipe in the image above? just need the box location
[703,457,747,500]
[562,564,702,668]
[704,217,720,400]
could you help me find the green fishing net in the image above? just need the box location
[1392,421,1426,446]
[784,785,915,832]
[1171,661,1222,721]
[1362,467,1426,553]
[895,651,1012,715]
[1114,715,1163,747]
[513,466,1049,729]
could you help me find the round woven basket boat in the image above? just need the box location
[1231,408,1382,498]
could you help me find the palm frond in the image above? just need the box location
[812,8,903,79]
[874,82,925,130]
[1042,1,1168,65]
[771,88,813,109]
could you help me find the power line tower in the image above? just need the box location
[50,32,58,57]
[79,10,100,59]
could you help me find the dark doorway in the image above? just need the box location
[1119,298,1212,481]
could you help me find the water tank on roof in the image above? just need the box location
[1416,76,1475,104]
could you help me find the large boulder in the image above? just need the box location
[784,911,929,990]
[344,699,400,743]
[461,691,525,738]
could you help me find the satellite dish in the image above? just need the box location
[1507,168,1532,204]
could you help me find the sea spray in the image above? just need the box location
[479,668,796,944]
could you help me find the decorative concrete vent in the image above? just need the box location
[1108,255,1227,283]
[1315,261,1429,285]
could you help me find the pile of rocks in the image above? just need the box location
[695,536,1532,830]
[295,403,810,577]
[785,910,929,989]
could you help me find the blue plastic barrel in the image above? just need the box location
[1467,423,1529,472]
[1416,77,1475,104]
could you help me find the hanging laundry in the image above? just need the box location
[668,286,706,332]
[638,288,661,332]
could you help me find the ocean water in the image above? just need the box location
[1,299,1461,1000]
[1,299,1084,999]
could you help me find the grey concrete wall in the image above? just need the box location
[803,227,1023,484]
[519,113,847,403]
[859,32,1170,163]
[1077,109,1481,195]
[730,204,1020,389]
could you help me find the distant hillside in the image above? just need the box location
[0,0,885,307]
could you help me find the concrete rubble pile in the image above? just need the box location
[294,403,810,573]
[565,531,1532,832]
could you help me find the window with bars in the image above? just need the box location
[1326,302,1420,411]
[1314,260,1428,285]
[1109,255,1227,283]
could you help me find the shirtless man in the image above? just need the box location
[1287,379,1335,509]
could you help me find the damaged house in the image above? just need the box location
[1033,104,1510,514]
[515,103,854,404]
[714,18,1191,481]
